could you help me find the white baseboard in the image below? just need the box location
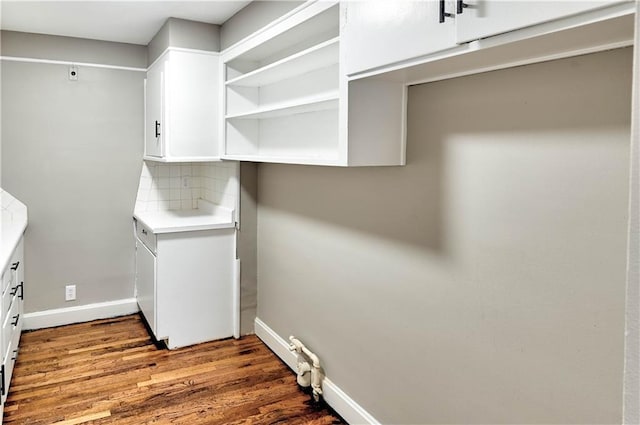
[254,317,380,425]
[23,298,140,330]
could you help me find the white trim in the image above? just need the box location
[23,298,140,330]
[147,47,220,71]
[405,39,632,88]
[233,259,241,339]
[0,55,146,72]
[254,317,381,425]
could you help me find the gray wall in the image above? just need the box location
[623,5,640,423]
[220,0,303,50]
[148,18,220,65]
[256,48,632,424]
[1,31,144,313]
[239,162,258,335]
[0,30,146,68]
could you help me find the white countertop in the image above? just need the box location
[133,201,235,234]
[0,189,28,273]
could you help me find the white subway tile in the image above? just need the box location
[170,165,181,177]
[158,177,170,189]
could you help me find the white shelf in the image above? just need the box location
[226,38,340,88]
[225,93,338,120]
[220,1,405,167]
[226,4,339,64]
[221,154,342,166]
[143,155,223,163]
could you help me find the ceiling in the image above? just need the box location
[0,1,252,45]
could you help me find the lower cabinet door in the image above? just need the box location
[135,240,157,337]
[1,297,21,404]
[156,228,235,348]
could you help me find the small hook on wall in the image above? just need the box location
[69,65,78,81]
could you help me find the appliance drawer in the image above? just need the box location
[135,219,157,254]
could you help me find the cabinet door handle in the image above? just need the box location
[142,229,147,235]
[439,0,454,22]
[10,261,19,271]
[457,0,468,14]
[19,281,23,300]
[11,348,19,362]
[11,314,19,327]
[155,120,161,138]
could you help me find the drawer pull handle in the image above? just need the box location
[10,285,18,297]
[19,281,24,301]
[11,314,19,327]
[142,229,147,235]
[439,0,454,22]
[10,261,19,271]
[456,0,468,14]
[11,348,18,361]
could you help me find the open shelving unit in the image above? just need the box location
[225,37,339,88]
[220,1,406,166]
[225,93,338,120]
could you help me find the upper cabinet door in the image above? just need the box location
[164,51,219,159]
[144,50,220,162]
[145,57,165,158]
[341,1,456,76]
[456,0,629,44]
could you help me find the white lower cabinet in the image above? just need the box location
[0,236,24,418]
[135,222,236,349]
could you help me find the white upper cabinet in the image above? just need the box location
[342,0,456,76]
[219,0,631,167]
[340,0,631,76]
[455,0,630,44]
[145,49,220,162]
[221,1,406,166]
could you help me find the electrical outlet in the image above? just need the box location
[65,284,76,301]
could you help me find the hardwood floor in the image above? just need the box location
[4,314,345,425]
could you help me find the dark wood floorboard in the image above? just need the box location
[4,314,345,425]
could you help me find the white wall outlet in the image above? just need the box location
[65,284,76,301]
[69,65,78,81]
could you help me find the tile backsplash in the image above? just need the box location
[134,161,239,213]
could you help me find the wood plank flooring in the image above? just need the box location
[4,314,345,425]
